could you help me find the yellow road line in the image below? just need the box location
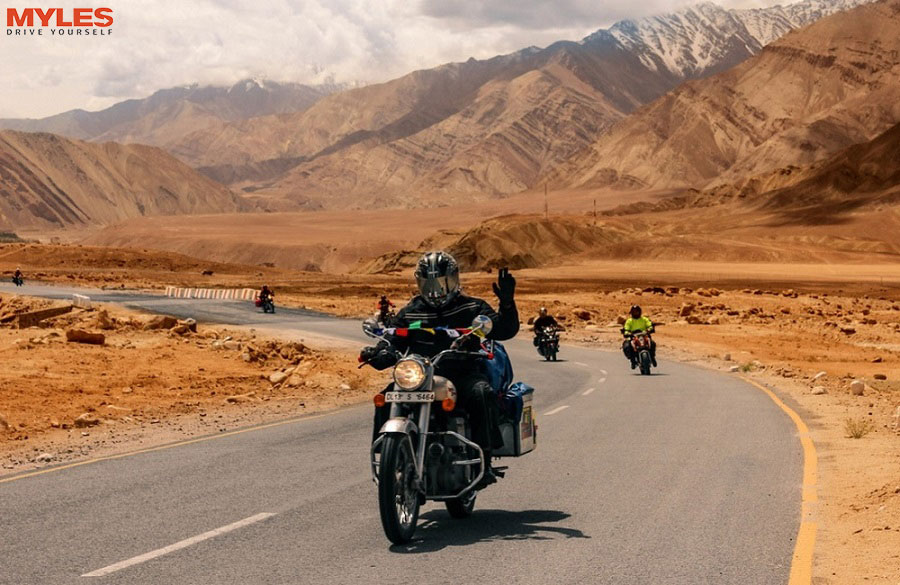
[0,410,345,485]
[742,376,818,585]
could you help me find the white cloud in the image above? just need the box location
[0,0,786,118]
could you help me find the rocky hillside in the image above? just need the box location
[547,0,899,191]
[0,79,339,156]
[0,131,246,230]
[173,0,870,207]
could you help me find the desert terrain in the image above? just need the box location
[1,242,898,582]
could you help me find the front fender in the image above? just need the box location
[379,417,418,436]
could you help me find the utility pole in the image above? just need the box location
[544,184,548,220]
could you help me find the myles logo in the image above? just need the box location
[7,7,114,35]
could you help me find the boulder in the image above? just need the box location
[616,316,626,325]
[66,329,105,345]
[223,340,241,351]
[180,318,198,333]
[286,375,304,387]
[874,374,887,381]
[36,453,54,463]
[813,371,827,382]
[728,365,740,373]
[678,303,695,317]
[572,308,591,321]
[723,353,732,361]
[74,413,100,428]
[840,327,856,335]
[94,310,115,330]
[143,315,178,330]
[686,315,704,325]
[850,380,866,396]
[269,371,289,385]
[811,386,827,395]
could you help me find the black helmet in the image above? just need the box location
[415,251,460,308]
[630,305,642,318]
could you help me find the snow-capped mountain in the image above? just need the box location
[584,0,873,78]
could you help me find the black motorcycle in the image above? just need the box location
[261,298,275,313]
[11,275,23,287]
[536,326,560,361]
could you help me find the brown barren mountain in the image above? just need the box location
[548,0,900,191]
[176,0,866,208]
[0,131,245,230]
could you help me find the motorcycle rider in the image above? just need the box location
[258,285,274,304]
[532,307,563,347]
[376,295,395,324]
[622,305,656,369]
[13,267,23,285]
[360,251,519,486]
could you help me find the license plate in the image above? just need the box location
[384,391,435,403]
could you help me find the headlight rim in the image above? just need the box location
[393,357,427,390]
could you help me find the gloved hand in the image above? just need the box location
[359,346,378,363]
[492,267,516,306]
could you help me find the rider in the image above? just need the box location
[360,251,519,486]
[13,267,23,284]
[532,307,562,347]
[258,285,274,304]
[376,295,395,323]
[622,305,656,369]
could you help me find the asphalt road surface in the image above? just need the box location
[0,282,802,584]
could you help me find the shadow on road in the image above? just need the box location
[390,509,589,554]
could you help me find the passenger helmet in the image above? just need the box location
[539,307,548,316]
[415,251,460,308]
[630,305,642,318]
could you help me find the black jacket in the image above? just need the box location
[367,293,519,371]
[532,315,560,333]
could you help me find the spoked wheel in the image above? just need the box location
[378,435,420,544]
[445,489,477,519]
[639,350,651,375]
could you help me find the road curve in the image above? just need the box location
[0,282,803,584]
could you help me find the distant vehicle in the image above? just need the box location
[535,326,560,361]
[255,297,275,313]
[12,274,24,287]
[627,330,655,375]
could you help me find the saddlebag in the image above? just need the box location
[495,382,536,457]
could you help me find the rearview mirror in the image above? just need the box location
[362,318,379,337]
[471,314,493,335]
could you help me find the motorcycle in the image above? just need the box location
[255,297,275,313]
[11,275,23,287]
[365,315,536,544]
[535,326,560,361]
[627,330,655,375]
[376,308,395,328]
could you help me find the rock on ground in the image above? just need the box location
[850,380,866,396]
[65,329,106,345]
[143,315,178,330]
[74,413,100,428]
[811,386,828,395]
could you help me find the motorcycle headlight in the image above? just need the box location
[393,359,427,390]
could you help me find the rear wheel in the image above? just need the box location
[445,490,476,518]
[378,435,420,544]
[639,350,651,375]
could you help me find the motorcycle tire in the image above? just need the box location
[378,435,420,544]
[551,349,558,362]
[639,350,651,375]
[445,490,476,519]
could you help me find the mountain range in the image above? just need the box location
[0,0,875,215]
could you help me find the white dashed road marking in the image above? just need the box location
[574,361,589,367]
[82,513,276,577]
[544,405,570,416]
[582,388,596,396]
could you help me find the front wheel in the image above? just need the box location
[445,490,476,519]
[639,350,651,375]
[378,435,420,544]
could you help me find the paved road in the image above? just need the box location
[0,282,802,584]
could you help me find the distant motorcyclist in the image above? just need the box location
[258,285,273,303]
[12,267,23,286]
[532,307,563,345]
[376,295,395,325]
[622,305,656,369]
[360,251,519,486]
